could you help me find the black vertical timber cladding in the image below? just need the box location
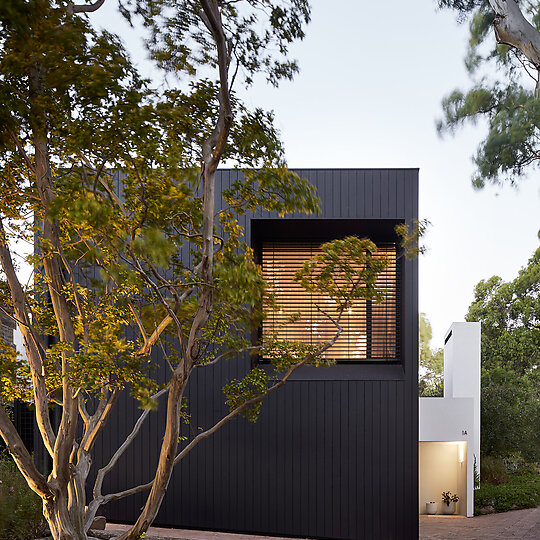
[90,169,419,540]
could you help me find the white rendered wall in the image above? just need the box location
[419,322,481,517]
[419,397,474,442]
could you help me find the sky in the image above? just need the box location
[91,0,540,348]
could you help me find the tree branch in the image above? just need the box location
[89,388,168,516]
[92,328,342,528]
[106,303,344,540]
[0,219,56,456]
[7,128,36,174]
[30,69,79,488]
[200,0,234,174]
[72,0,106,14]
[79,388,119,454]
[84,389,168,531]
[194,345,261,368]
[78,394,90,423]
[0,405,52,499]
[173,319,343,466]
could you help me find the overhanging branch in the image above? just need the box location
[72,0,106,14]
[173,317,343,466]
[91,388,168,498]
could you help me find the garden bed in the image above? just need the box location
[475,464,540,515]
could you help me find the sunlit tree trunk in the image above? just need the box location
[29,61,83,540]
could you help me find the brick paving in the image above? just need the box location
[104,524,307,540]
[420,506,540,539]
[105,506,540,539]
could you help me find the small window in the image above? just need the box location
[261,241,400,361]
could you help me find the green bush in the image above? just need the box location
[480,456,508,485]
[0,457,47,540]
[475,465,540,515]
[480,368,540,461]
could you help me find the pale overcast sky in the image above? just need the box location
[92,1,540,348]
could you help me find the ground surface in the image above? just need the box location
[100,506,539,539]
[419,506,539,539]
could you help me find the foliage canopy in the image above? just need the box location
[466,247,540,460]
[437,0,540,188]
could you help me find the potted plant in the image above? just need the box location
[441,491,459,514]
[426,501,437,515]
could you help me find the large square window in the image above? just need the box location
[261,240,400,361]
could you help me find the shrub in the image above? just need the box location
[480,456,508,485]
[475,465,540,515]
[0,457,48,540]
[480,367,540,462]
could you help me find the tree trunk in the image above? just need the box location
[43,490,87,540]
[27,61,83,540]
[117,4,232,537]
[116,373,188,540]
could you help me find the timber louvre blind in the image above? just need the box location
[261,241,399,361]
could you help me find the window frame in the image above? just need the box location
[252,218,404,371]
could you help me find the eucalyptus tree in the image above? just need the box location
[0,2,391,539]
[466,247,540,459]
[437,1,540,187]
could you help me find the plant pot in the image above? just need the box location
[426,502,437,515]
[442,501,456,515]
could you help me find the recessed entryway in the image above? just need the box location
[419,441,467,516]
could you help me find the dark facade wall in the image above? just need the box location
[0,314,15,345]
[90,169,419,540]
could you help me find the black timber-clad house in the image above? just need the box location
[38,169,420,539]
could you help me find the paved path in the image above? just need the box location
[105,524,306,540]
[420,506,540,539]
[106,506,540,539]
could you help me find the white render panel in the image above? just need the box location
[444,322,481,401]
[419,397,474,442]
[419,322,481,517]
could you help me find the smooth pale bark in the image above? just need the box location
[44,491,81,540]
[489,0,540,67]
[84,388,168,530]
[116,374,188,540]
[116,310,344,539]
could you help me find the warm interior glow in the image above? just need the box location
[438,441,467,463]
[458,442,466,463]
[261,241,399,360]
[419,441,468,516]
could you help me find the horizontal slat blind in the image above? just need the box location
[262,241,399,360]
[371,244,398,359]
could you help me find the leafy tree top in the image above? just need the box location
[466,245,540,374]
[437,1,540,188]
